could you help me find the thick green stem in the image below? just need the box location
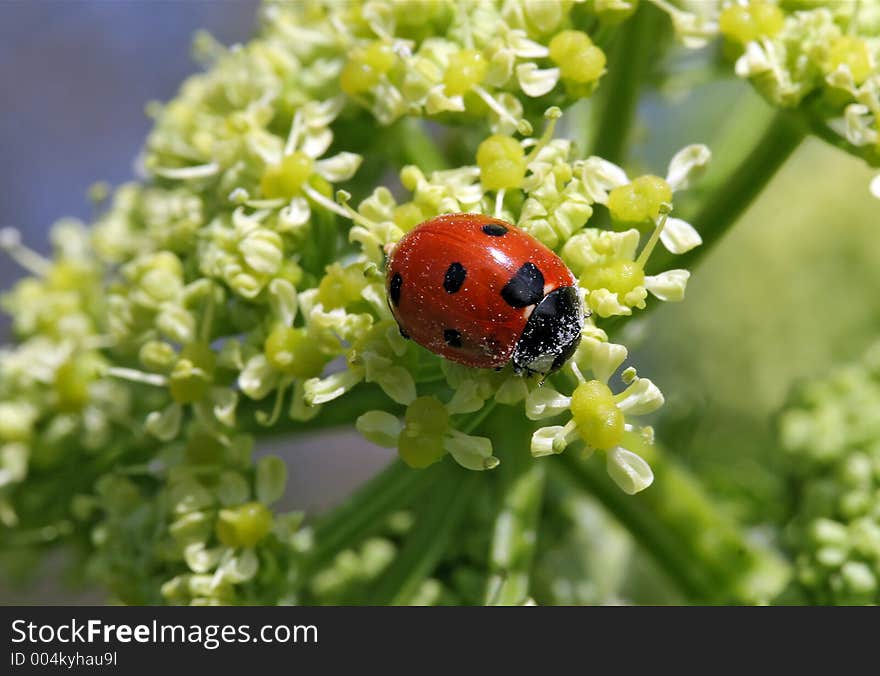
[483,413,545,605]
[305,459,436,574]
[367,461,479,604]
[589,4,662,164]
[555,448,790,604]
[648,105,805,275]
[484,462,545,605]
[397,117,449,173]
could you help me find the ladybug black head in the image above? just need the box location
[511,286,583,376]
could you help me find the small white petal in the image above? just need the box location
[525,386,572,420]
[222,548,259,584]
[289,380,321,421]
[659,217,702,254]
[616,378,665,416]
[446,380,486,414]
[356,410,403,448]
[301,128,333,159]
[665,144,711,192]
[645,269,690,302]
[268,278,298,327]
[238,355,279,400]
[870,174,880,199]
[580,338,628,385]
[304,369,363,405]
[425,85,466,114]
[278,198,311,231]
[376,366,416,405]
[506,30,549,58]
[212,389,238,428]
[515,63,560,97]
[145,403,182,441]
[444,429,498,471]
[607,446,654,495]
[530,424,577,458]
[495,377,529,405]
[579,157,629,204]
[314,152,363,183]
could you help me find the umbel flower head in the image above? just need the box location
[0,0,716,605]
[717,1,880,170]
[779,342,880,604]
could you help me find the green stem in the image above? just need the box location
[555,448,790,604]
[648,105,805,275]
[397,117,449,173]
[305,459,436,574]
[588,4,662,164]
[484,461,546,605]
[367,461,480,604]
[240,383,403,438]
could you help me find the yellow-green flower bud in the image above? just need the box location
[827,36,872,85]
[260,151,314,199]
[263,325,329,378]
[54,356,99,413]
[139,340,177,373]
[185,431,226,465]
[168,342,216,404]
[548,30,606,84]
[579,260,645,298]
[570,380,625,450]
[0,402,38,443]
[443,49,488,96]
[477,134,527,191]
[397,396,449,468]
[607,175,671,225]
[719,2,783,44]
[393,202,425,232]
[216,501,273,548]
[340,42,395,96]
[317,263,369,310]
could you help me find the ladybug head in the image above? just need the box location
[511,286,583,377]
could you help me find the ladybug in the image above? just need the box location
[385,213,583,376]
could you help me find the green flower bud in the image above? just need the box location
[398,396,449,468]
[570,380,624,451]
[216,501,274,548]
[139,340,177,372]
[260,151,314,199]
[168,343,215,404]
[548,30,606,84]
[444,49,488,96]
[477,134,527,191]
[264,325,329,378]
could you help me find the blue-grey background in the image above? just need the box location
[0,0,259,324]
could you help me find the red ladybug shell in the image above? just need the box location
[386,213,578,370]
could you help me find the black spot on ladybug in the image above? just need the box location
[443,328,462,348]
[501,262,544,308]
[389,272,403,306]
[398,325,410,340]
[482,223,508,237]
[443,262,467,294]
